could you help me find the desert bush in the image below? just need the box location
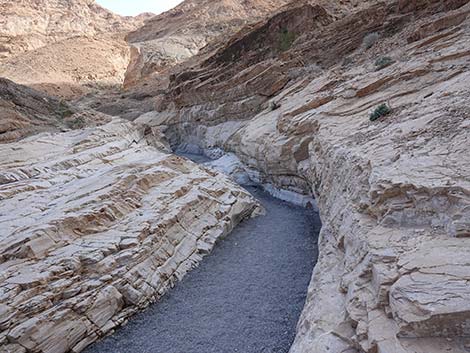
[363,32,380,49]
[58,101,74,119]
[374,56,395,70]
[269,101,281,111]
[370,103,391,121]
[279,28,296,51]
[287,63,320,80]
[66,116,86,129]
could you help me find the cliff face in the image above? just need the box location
[123,0,292,87]
[0,119,260,353]
[137,0,470,351]
[0,0,147,59]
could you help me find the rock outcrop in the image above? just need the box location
[123,0,291,87]
[0,35,133,99]
[0,78,109,143]
[0,119,260,353]
[0,0,148,59]
[135,0,470,352]
[0,0,152,98]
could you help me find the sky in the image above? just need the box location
[96,0,184,16]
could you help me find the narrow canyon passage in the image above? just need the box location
[85,165,320,353]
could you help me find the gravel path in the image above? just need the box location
[86,160,320,353]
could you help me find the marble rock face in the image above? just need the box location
[0,119,260,353]
[141,0,470,351]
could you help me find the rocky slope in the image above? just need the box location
[0,78,109,143]
[123,0,292,87]
[0,0,151,98]
[0,35,133,99]
[0,0,148,59]
[133,0,470,352]
[0,119,260,353]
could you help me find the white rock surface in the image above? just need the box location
[0,119,260,353]
[148,2,470,351]
[204,153,254,186]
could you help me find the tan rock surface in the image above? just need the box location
[0,78,109,143]
[0,35,132,99]
[0,119,260,352]
[123,0,292,87]
[0,0,152,98]
[138,0,470,351]
[0,0,148,60]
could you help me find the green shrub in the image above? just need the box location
[66,116,86,129]
[269,101,281,111]
[370,103,392,121]
[279,28,296,52]
[374,56,395,70]
[57,101,74,119]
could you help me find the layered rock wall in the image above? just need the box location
[139,1,470,351]
[0,35,133,99]
[0,119,260,352]
[0,0,152,98]
[0,78,110,143]
[0,0,148,60]
[123,0,291,87]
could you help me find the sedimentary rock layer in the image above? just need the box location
[123,0,291,87]
[138,1,470,352]
[0,35,133,99]
[0,78,109,143]
[0,119,260,353]
[0,0,152,98]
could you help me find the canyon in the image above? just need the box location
[1,0,470,353]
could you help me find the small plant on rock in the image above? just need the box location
[66,116,86,129]
[279,28,296,52]
[363,32,380,49]
[269,101,281,111]
[374,56,395,70]
[57,101,74,119]
[369,103,392,121]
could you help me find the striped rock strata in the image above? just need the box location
[0,119,260,353]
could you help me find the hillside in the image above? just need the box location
[0,0,151,98]
[0,78,109,143]
[123,0,292,87]
[0,0,148,59]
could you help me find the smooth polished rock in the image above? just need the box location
[0,119,260,353]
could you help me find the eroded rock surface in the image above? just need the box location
[0,119,260,353]
[136,1,470,352]
[0,78,110,143]
[0,35,133,99]
[0,0,149,60]
[123,0,291,87]
[0,0,152,98]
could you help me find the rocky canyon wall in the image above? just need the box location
[1,0,470,352]
[136,1,470,351]
[0,0,147,59]
[0,119,261,352]
[123,0,292,87]
[0,78,110,143]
